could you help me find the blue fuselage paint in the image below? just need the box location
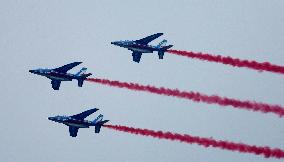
[112,41,160,53]
[64,119,93,128]
[32,70,77,81]
[48,116,95,128]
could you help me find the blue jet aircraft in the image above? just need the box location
[48,108,109,137]
[29,62,91,90]
[111,33,173,63]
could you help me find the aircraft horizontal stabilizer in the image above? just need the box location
[158,45,173,59]
[95,120,109,133]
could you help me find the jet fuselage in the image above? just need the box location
[48,116,94,128]
[111,41,159,53]
[29,69,77,81]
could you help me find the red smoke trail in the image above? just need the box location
[86,78,284,117]
[104,124,284,159]
[167,49,284,75]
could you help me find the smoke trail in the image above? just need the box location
[167,49,284,75]
[104,124,284,159]
[86,78,284,117]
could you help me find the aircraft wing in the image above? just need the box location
[69,126,79,137]
[71,108,99,120]
[135,33,163,45]
[132,51,142,63]
[51,80,61,90]
[53,62,82,73]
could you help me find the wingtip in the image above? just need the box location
[93,108,99,111]
[66,61,82,66]
[87,108,99,112]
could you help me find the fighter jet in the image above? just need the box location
[48,108,109,137]
[111,33,173,63]
[29,62,92,90]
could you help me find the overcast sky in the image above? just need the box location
[1,0,284,162]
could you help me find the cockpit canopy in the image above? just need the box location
[54,115,70,121]
[111,40,134,46]
[35,68,51,73]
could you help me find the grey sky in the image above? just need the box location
[1,0,284,162]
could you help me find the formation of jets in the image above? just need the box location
[30,33,172,137]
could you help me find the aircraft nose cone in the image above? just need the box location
[48,117,55,121]
[29,70,35,73]
[111,41,118,45]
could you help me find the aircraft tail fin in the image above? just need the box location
[75,67,87,76]
[76,67,92,87]
[157,39,167,48]
[92,114,109,133]
[158,45,173,59]
[92,114,104,124]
